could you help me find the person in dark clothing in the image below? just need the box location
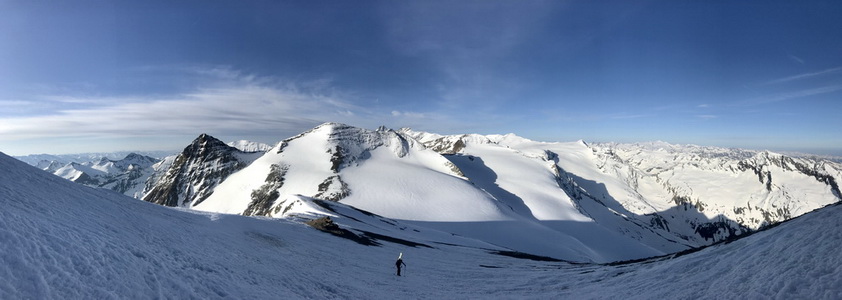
[395,253,407,276]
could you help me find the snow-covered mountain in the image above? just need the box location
[182,124,674,262]
[403,130,841,246]
[15,151,172,167]
[1,148,840,299]
[587,142,841,230]
[142,134,264,207]
[32,153,160,198]
[140,123,842,263]
[227,140,273,152]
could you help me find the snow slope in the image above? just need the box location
[1,150,841,299]
[404,129,841,249]
[136,123,841,263]
[195,124,672,262]
[197,123,510,222]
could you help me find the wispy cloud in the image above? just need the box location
[609,113,650,120]
[0,99,64,116]
[0,67,483,144]
[788,55,805,65]
[739,84,842,106]
[0,100,36,108]
[391,110,426,119]
[549,111,652,122]
[0,86,349,140]
[763,66,842,85]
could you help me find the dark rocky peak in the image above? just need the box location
[115,153,160,169]
[183,133,239,158]
[428,137,467,155]
[143,133,251,207]
[122,153,145,161]
[126,152,158,162]
[41,160,64,172]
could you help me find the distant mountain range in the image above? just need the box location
[24,152,161,198]
[15,123,842,263]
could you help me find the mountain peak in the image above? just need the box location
[123,152,143,160]
[193,133,224,144]
[184,133,237,157]
[314,122,349,131]
[143,133,251,207]
[228,140,273,153]
[115,153,158,169]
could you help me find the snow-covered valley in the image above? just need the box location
[2,148,841,298]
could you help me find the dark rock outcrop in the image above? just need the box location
[143,134,250,207]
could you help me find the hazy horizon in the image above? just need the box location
[8,125,842,158]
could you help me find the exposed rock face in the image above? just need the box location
[243,164,289,217]
[142,134,255,207]
[305,216,378,246]
[423,136,467,155]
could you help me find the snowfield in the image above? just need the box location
[35,123,823,265]
[192,124,686,262]
[20,124,839,264]
[1,150,841,299]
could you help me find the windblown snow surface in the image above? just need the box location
[1,151,840,299]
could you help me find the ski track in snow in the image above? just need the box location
[1,151,841,299]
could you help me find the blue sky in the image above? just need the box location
[1,0,841,156]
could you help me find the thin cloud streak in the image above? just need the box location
[763,66,842,85]
[0,100,37,111]
[739,84,842,106]
[609,113,650,120]
[0,83,483,144]
[0,65,465,143]
[788,55,805,65]
[0,86,359,140]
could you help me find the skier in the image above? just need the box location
[395,253,407,276]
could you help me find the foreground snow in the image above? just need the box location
[1,151,840,299]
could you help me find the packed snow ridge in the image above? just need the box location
[16,123,842,264]
[2,149,841,299]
